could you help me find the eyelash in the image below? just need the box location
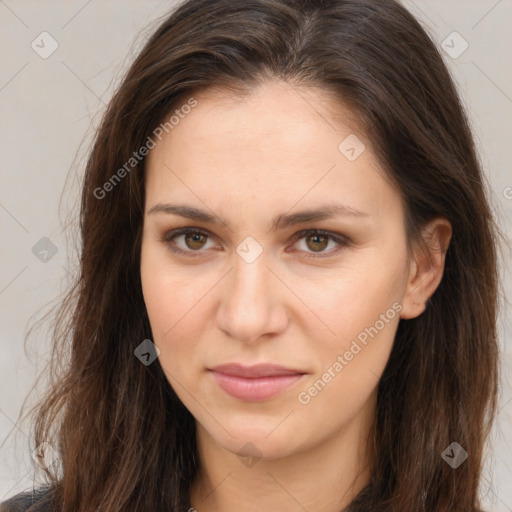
[159,227,350,259]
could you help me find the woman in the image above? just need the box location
[1,0,503,510]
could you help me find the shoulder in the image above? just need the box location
[0,486,54,512]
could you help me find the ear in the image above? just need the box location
[400,217,452,320]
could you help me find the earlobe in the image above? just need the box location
[400,217,452,320]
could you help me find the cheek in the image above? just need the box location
[294,296,399,438]
[307,284,399,383]
[140,244,217,380]
[141,268,202,391]
[141,239,197,329]
[293,257,405,350]
[291,255,405,409]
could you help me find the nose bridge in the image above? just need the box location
[229,233,270,303]
[233,250,268,300]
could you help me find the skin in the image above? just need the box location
[140,80,452,512]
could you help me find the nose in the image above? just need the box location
[216,251,289,344]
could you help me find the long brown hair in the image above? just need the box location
[17,0,503,510]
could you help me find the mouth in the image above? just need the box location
[208,363,307,402]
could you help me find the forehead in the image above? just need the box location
[148,81,370,176]
[171,80,363,149]
[144,80,403,227]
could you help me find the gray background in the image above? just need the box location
[0,0,511,509]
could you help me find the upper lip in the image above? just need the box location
[209,363,306,378]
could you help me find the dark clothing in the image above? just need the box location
[0,487,53,512]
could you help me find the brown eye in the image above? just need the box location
[184,231,208,250]
[161,227,349,259]
[290,229,350,258]
[305,233,329,252]
[160,228,214,256]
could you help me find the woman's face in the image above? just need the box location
[140,80,421,460]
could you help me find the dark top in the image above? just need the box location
[1,486,488,511]
[0,487,52,512]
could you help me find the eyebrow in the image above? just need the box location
[148,202,369,231]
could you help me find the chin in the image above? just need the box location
[222,433,295,462]
[200,413,310,461]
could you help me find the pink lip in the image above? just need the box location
[208,363,306,402]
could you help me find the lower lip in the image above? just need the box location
[210,371,305,402]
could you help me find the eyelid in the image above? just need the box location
[159,226,351,258]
